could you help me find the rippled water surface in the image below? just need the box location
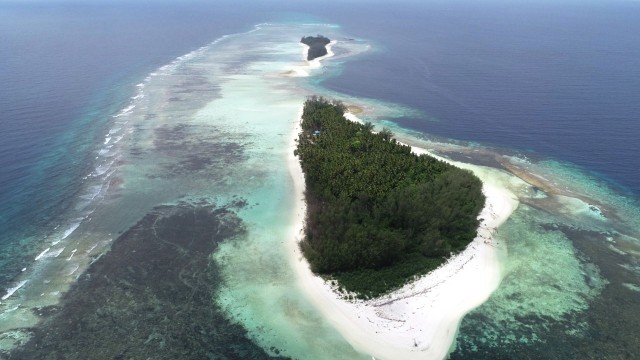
[2,2,640,359]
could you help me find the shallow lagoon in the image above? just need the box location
[1,19,639,359]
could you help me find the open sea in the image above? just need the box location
[1,1,639,358]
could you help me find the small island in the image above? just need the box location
[294,97,486,298]
[301,35,331,61]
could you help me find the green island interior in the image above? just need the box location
[295,97,486,298]
[300,35,331,61]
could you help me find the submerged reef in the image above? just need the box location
[450,207,638,359]
[9,202,288,360]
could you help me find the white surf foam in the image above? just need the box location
[51,221,82,245]
[93,160,115,177]
[1,280,28,301]
[39,247,65,259]
[66,248,78,261]
[66,264,80,276]
[113,104,136,118]
[35,248,51,261]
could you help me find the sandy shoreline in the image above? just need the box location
[283,41,336,77]
[286,41,520,359]
[288,133,517,359]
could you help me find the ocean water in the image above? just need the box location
[1,1,639,359]
[0,0,268,289]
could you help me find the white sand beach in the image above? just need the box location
[284,40,336,77]
[286,40,520,360]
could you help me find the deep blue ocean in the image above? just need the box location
[0,2,269,283]
[1,1,639,358]
[323,1,640,196]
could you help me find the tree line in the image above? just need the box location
[301,35,331,60]
[295,96,485,298]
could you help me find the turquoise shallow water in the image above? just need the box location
[382,131,640,358]
[1,12,640,360]
[0,23,370,359]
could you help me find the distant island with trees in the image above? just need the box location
[294,97,486,298]
[301,35,331,60]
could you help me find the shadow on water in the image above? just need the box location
[8,201,288,360]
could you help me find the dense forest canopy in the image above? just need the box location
[295,97,485,298]
[300,35,331,60]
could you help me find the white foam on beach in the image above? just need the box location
[287,105,521,359]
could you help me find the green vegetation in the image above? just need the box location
[295,97,485,298]
[300,35,331,60]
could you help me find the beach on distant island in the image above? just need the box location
[286,42,524,359]
[283,40,336,77]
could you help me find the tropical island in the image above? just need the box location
[294,97,486,298]
[300,35,331,60]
